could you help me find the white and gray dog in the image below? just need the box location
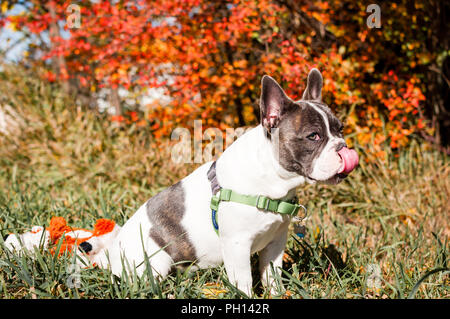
[84,68,359,295]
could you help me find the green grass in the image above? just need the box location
[0,64,448,299]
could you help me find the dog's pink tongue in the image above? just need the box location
[338,147,359,174]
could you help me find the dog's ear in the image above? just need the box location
[302,68,323,101]
[260,75,292,131]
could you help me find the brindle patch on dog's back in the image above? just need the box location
[147,182,197,264]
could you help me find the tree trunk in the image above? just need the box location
[110,87,122,116]
[47,3,70,96]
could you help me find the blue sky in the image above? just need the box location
[0,2,70,62]
[0,3,29,62]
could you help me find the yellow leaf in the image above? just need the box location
[7,22,17,32]
[1,2,8,14]
[202,283,227,299]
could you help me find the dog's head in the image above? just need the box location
[260,68,358,184]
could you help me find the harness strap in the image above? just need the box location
[207,162,221,235]
[207,161,221,195]
[207,161,307,235]
[210,189,304,217]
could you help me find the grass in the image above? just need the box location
[0,64,448,299]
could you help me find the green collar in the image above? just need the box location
[210,189,307,235]
[207,161,307,235]
[211,188,306,216]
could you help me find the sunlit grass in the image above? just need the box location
[0,64,448,299]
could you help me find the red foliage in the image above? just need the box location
[3,0,432,158]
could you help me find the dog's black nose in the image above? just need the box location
[336,142,347,152]
[79,241,92,253]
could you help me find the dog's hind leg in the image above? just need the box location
[92,236,173,280]
[139,237,174,279]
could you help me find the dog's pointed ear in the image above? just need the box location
[302,68,323,101]
[260,75,292,131]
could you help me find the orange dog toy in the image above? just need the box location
[4,216,121,262]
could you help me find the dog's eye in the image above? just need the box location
[339,126,344,134]
[307,132,320,141]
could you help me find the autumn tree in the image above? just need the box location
[1,0,448,155]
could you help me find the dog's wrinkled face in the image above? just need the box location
[260,69,350,184]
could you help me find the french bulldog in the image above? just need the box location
[89,68,359,296]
